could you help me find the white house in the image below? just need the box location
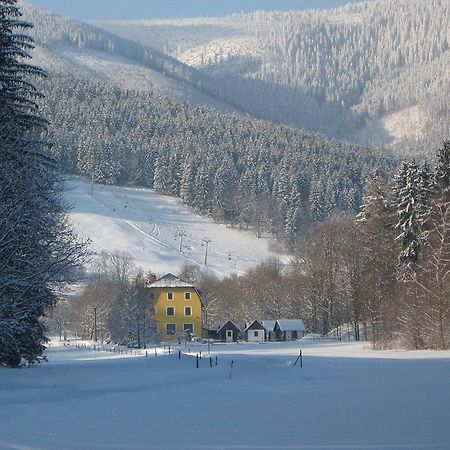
[244,320,266,342]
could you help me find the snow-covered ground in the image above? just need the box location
[92,16,271,68]
[65,177,288,277]
[1,339,449,449]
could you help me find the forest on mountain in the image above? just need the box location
[207,0,450,154]
[23,0,449,156]
[40,72,395,246]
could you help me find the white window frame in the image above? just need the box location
[184,306,192,316]
[184,292,191,300]
[183,323,194,334]
[166,306,175,317]
[167,292,174,300]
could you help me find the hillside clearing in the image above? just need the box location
[65,177,288,276]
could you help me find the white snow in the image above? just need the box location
[1,339,449,449]
[92,16,271,68]
[65,177,288,277]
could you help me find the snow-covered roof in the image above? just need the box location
[244,320,265,332]
[276,319,305,332]
[148,273,195,288]
[260,320,276,331]
[217,320,241,332]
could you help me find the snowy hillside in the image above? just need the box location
[66,178,288,276]
[1,338,450,449]
[93,1,450,155]
[20,1,236,112]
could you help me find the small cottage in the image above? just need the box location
[209,320,240,342]
[273,319,305,341]
[260,320,277,341]
[244,320,266,342]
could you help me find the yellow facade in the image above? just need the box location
[148,275,202,341]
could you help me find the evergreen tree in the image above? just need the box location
[0,0,84,367]
[394,161,422,273]
[435,140,450,189]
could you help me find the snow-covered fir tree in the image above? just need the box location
[0,0,84,367]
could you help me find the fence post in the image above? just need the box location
[209,357,213,368]
[229,360,234,379]
[215,356,218,366]
[155,348,157,357]
[300,350,303,368]
[178,350,181,360]
[196,354,199,368]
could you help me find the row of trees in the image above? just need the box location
[0,0,84,367]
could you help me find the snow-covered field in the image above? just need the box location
[1,339,449,449]
[65,178,287,276]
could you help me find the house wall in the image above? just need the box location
[152,287,202,340]
[219,328,238,342]
[247,329,265,342]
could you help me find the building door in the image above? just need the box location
[226,330,233,342]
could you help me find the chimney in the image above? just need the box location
[148,273,157,284]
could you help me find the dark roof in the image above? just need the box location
[217,320,241,332]
[244,320,265,332]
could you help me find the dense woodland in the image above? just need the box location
[39,72,394,246]
[22,0,449,155]
[184,143,450,350]
[213,0,450,152]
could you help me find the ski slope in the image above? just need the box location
[1,339,449,449]
[65,178,288,276]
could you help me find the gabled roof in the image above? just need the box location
[148,273,196,288]
[276,319,305,332]
[260,320,276,331]
[244,320,265,332]
[217,320,241,332]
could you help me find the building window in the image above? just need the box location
[166,307,175,316]
[184,306,192,316]
[184,324,194,334]
[149,307,156,316]
[167,292,174,300]
[149,292,155,301]
[185,292,191,300]
[166,324,176,335]
[254,331,259,337]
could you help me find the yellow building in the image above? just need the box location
[148,273,203,341]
